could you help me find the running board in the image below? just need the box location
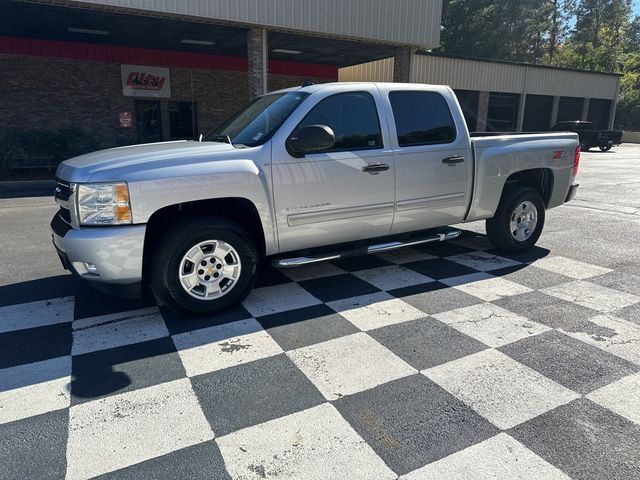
[272,228,461,268]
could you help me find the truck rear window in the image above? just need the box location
[389,91,456,147]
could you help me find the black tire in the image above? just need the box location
[581,144,591,152]
[485,186,546,253]
[599,144,612,152]
[150,216,259,316]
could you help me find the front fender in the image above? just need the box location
[128,160,278,255]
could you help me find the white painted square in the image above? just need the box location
[423,349,579,429]
[242,283,322,317]
[280,262,346,282]
[401,433,570,480]
[0,297,74,334]
[71,307,168,355]
[0,356,71,425]
[217,403,396,480]
[434,303,550,348]
[531,256,612,279]
[442,273,532,302]
[328,292,427,331]
[562,314,640,365]
[445,251,520,272]
[543,280,640,313]
[288,332,416,400]
[172,318,283,377]
[353,265,434,291]
[375,248,438,264]
[66,378,214,480]
[587,373,640,425]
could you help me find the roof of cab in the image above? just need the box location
[270,81,449,95]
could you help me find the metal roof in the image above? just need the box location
[27,0,443,48]
[339,54,621,100]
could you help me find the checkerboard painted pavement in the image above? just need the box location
[2,231,640,480]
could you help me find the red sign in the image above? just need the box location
[121,64,170,98]
[126,71,167,91]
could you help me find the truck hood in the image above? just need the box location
[56,140,237,182]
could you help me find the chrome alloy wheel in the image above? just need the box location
[178,240,242,300]
[509,201,538,242]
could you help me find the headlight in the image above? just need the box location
[76,182,132,225]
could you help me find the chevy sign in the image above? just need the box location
[121,64,170,98]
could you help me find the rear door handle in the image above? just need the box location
[442,156,465,165]
[362,164,390,173]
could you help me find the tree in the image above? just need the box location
[439,0,556,63]
[558,0,632,71]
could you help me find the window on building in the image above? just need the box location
[389,91,456,146]
[296,92,383,151]
[487,93,519,132]
[169,102,198,140]
[454,90,479,132]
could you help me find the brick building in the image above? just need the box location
[0,0,438,180]
[0,0,622,182]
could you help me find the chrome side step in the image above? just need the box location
[272,228,461,268]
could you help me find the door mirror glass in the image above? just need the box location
[288,125,335,156]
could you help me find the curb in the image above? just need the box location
[0,180,56,199]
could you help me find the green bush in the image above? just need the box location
[615,90,640,131]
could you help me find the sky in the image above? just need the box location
[634,0,640,16]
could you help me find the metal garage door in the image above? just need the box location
[557,97,584,123]
[587,99,611,130]
[487,93,519,132]
[454,90,479,131]
[523,94,554,131]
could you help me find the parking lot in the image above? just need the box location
[1,144,639,480]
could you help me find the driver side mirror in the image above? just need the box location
[287,125,335,157]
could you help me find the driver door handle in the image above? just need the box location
[362,164,390,173]
[442,156,465,165]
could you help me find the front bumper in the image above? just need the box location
[51,211,146,285]
[565,183,579,203]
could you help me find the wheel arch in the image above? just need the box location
[502,168,554,208]
[142,197,266,285]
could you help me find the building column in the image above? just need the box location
[581,98,590,121]
[476,91,490,132]
[516,93,527,132]
[393,47,413,83]
[608,99,617,130]
[247,28,268,98]
[550,96,560,128]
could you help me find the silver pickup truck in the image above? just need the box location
[52,82,580,315]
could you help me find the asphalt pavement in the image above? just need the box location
[0,144,639,479]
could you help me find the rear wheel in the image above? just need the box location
[599,144,612,152]
[150,216,258,316]
[581,143,591,151]
[486,186,546,253]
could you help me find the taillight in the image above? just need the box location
[573,145,581,176]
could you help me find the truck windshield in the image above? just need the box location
[205,91,309,147]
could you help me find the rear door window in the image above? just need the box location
[389,91,456,147]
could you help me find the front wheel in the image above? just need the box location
[599,144,612,152]
[150,216,259,316]
[486,186,546,253]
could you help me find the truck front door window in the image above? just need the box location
[389,91,456,146]
[295,92,383,152]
